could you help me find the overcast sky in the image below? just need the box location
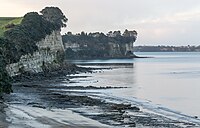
[1,0,200,46]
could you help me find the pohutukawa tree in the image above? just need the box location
[40,7,68,29]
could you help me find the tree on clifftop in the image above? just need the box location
[40,7,68,29]
[0,38,12,94]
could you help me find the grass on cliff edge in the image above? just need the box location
[0,17,23,37]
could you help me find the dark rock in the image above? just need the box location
[131,106,140,111]
[110,103,132,110]
[129,122,136,127]
[32,105,46,109]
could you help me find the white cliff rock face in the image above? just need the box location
[64,42,80,51]
[125,43,134,54]
[108,42,122,57]
[6,30,64,76]
[108,42,134,57]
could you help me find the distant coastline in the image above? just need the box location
[134,45,200,52]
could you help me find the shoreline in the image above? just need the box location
[65,54,151,61]
[1,64,200,127]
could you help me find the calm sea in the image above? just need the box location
[69,52,200,120]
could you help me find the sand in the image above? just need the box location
[6,104,110,128]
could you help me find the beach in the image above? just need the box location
[1,60,200,127]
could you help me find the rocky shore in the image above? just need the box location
[0,64,199,128]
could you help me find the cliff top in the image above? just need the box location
[62,29,137,46]
[0,17,23,37]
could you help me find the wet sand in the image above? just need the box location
[6,104,109,128]
[0,100,8,128]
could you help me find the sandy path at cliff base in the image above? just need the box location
[6,104,110,128]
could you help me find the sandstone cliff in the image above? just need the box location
[0,7,67,93]
[6,30,64,76]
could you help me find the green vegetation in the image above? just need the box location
[0,7,67,94]
[4,12,57,62]
[40,7,68,29]
[133,45,200,52]
[0,17,23,37]
[0,38,12,93]
[62,30,137,59]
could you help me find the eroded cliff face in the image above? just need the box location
[6,30,64,76]
[108,42,134,57]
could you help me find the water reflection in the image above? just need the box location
[69,59,137,96]
[66,52,200,117]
